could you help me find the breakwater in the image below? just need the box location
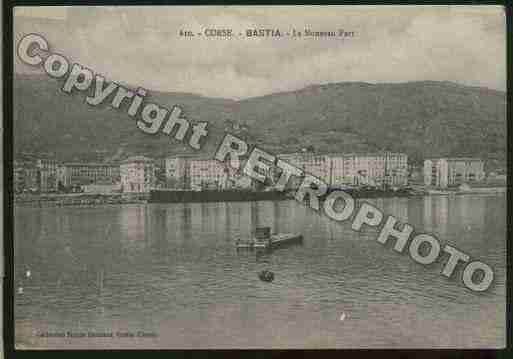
[14,193,149,207]
[149,189,288,203]
[14,186,503,207]
[149,188,422,204]
[328,187,422,199]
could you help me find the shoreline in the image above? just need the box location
[14,193,148,207]
[13,186,506,207]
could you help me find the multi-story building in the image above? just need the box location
[381,152,409,187]
[165,157,189,189]
[25,166,40,192]
[165,156,244,190]
[61,162,120,187]
[424,158,485,188]
[36,159,58,192]
[329,152,408,187]
[164,151,409,191]
[276,151,408,189]
[14,161,27,193]
[56,165,67,189]
[120,156,156,193]
[302,153,331,183]
[188,157,229,190]
[276,152,331,189]
[14,160,40,193]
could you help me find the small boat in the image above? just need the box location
[235,227,303,251]
[267,233,303,249]
[235,239,268,249]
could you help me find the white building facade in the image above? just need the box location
[188,158,228,190]
[276,152,331,189]
[276,152,408,188]
[37,159,58,192]
[329,153,408,187]
[424,158,485,188]
[165,156,232,190]
[120,156,156,193]
[165,157,188,189]
[61,162,120,187]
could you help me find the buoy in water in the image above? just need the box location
[26,270,31,278]
[258,270,274,282]
[340,312,346,321]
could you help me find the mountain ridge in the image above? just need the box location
[13,74,506,170]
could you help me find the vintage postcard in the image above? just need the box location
[11,5,506,349]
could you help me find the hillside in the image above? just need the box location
[13,74,237,162]
[236,81,506,167]
[13,74,506,168]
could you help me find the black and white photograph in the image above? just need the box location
[10,5,507,349]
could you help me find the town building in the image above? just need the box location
[164,151,409,191]
[165,155,248,190]
[25,166,40,192]
[329,152,408,187]
[56,165,67,189]
[61,162,120,187]
[165,157,189,189]
[424,158,485,188]
[188,157,229,190]
[276,151,408,189]
[120,156,156,193]
[276,152,331,189]
[14,161,28,193]
[36,159,58,192]
[14,160,39,193]
[302,153,331,183]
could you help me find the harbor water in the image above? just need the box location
[14,194,506,348]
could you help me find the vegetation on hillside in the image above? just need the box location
[14,75,506,170]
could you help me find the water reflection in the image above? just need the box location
[15,194,506,349]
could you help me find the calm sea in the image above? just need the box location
[14,194,506,348]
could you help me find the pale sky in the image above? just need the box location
[14,6,506,99]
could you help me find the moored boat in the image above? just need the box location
[235,227,303,250]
